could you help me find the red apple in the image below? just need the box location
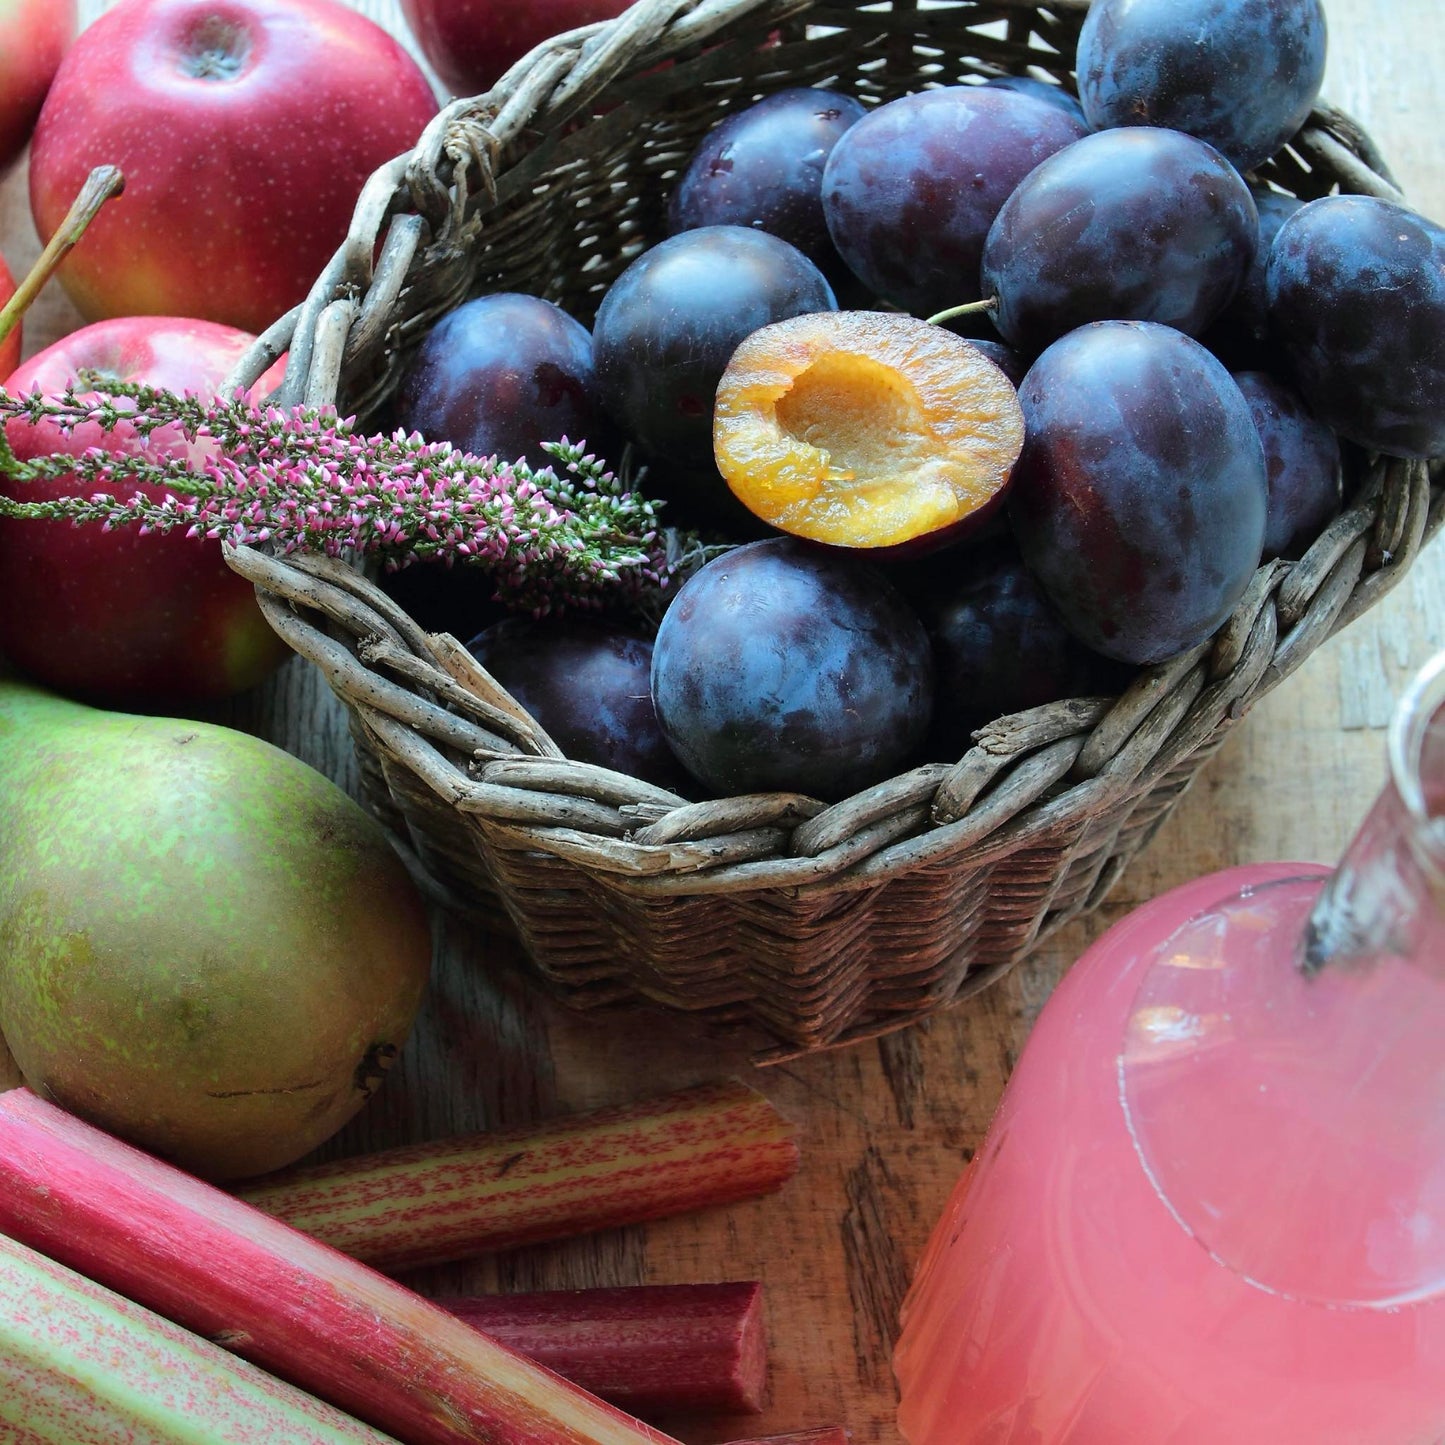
[28,0,438,335]
[399,0,631,98]
[0,0,75,175]
[0,252,20,379]
[0,315,293,706]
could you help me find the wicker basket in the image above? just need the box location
[221,0,1442,1059]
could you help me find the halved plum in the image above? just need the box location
[712,311,1024,552]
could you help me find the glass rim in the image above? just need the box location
[1390,648,1445,846]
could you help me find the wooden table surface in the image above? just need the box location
[3,3,1443,1442]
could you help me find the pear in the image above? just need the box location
[0,680,432,1180]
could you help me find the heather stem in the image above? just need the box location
[0,166,125,350]
[0,381,688,616]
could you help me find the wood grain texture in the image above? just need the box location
[1,3,1441,1441]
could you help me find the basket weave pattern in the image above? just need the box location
[222,0,1444,1057]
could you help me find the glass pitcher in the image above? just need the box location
[893,650,1445,1444]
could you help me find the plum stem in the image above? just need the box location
[925,297,999,327]
[0,165,125,352]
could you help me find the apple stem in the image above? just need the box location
[0,165,125,352]
[924,297,999,327]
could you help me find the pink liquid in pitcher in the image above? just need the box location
[894,862,1445,1444]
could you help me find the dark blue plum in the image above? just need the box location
[981,127,1258,354]
[592,226,836,468]
[643,459,779,542]
[1232,371,1342,560]
[667,87,866,273]
[962,338,1026,388]
[820,86,1086,316]
[982,75,1088,126]
[1202,186,1306,367]
[1009,322,1268,666]
[1230,188,1307,341]
[395,293,605,468]
[1265,195,1445,459]
[913,544,1131,758]
[1077,0,1327,172]
[651,538,934,800]
[378,562,509,640]
[467,616,691,793]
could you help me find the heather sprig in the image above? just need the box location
[0,379,692,616]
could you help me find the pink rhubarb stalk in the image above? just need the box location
[235,1079,800,1272]
[442,1282,767,1415]
[0,1231,398,1444]
[0,1088,687,1445]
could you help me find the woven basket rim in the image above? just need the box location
[227,452,1440,898]
[219,0,1439,867]
[221,0,1442,933]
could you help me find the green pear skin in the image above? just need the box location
[0,681,432,1181]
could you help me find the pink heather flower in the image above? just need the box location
[0,380,687,616]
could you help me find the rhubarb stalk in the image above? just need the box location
[0,1088,686,1445]
[236,1079,800,1271]
[442,1282,767,1415]
[0,1231,400,1444]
